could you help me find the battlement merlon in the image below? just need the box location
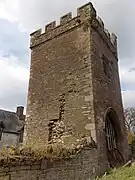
[30,3,96,38]
[92,16,117,53]
[30,2,117,54]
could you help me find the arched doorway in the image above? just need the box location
[105,108,125,168]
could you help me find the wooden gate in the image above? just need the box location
[105,114,124,167]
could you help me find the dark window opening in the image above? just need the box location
[19,127,24,143]
[0,122,4,140]
[103,55,112,79]
[105,108,125,168]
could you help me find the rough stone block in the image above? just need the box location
[0,176,9,180]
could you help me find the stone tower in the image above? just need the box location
[25,2,129,168]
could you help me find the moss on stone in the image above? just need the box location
[0,137,96,167]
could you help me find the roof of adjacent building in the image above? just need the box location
[0,109,24,134]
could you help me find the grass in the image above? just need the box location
[0,137,97,166]
[98,166,135,180]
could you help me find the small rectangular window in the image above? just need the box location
[103,55,112,78]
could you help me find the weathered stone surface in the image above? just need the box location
[0,149,103,180]
[0,176,9,180]
[22,1,129,179]
[25,2,96,146]
[91,25,129,162]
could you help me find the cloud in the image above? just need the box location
[122,90,135,108]
[129,68,135,72]
[17,0,90,32]
[1,0,135,64]
[119,64,135,91]
[16,0,135,61]
[16,0,135,108]
[0,0,19,22]
[0,18,29,111]
[92,0,135,64]
[0,0,134,111]
[0,19,29,67]
[0,54,29,111]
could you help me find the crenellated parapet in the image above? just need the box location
[30,2,117,54]
[45,21,56,32]
[60,12,72,25]
[30,2,96,48]
[92,16,117,54]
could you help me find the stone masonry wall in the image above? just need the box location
[25,3,97,146]
[90,17,129,162]
[23,2,129,178]
[0,149,106,180]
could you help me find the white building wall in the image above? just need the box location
[0,132,19,149]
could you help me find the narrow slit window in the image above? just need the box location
[103,56,112,78]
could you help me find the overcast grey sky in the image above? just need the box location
[0,0,135,112]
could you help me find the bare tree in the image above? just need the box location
[124,107,135,131]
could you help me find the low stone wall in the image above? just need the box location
[0,148,106,180]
